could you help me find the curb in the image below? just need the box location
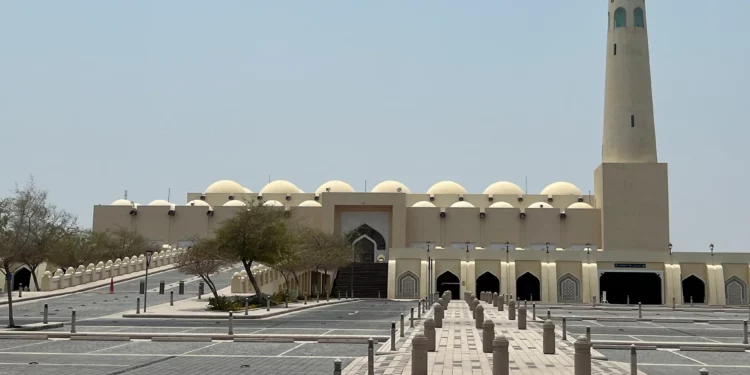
[0,334,48,340]
[680,346,746,352]
[0,265,176,306]
[0,331,390,342]
[234,337,294,343]
[70,336,131,342]
[592,340,750,350]
[542,316,747,324]
[121,299,356,320]
[10,322,64,331]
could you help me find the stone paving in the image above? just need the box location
[344,298,643,374]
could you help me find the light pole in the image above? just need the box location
[144,250,153,313]
[669,243,673,255]
[710,243,714,256]
[505,242,510,297]
[426,241,432,304]
[545,242,550,254]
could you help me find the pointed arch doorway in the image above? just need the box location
[437,271,460,300]
[476,272,500,297]
[682,275,706,304]
[516,272,541,302]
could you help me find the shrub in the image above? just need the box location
[207,295,279,311]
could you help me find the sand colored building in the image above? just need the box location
[90,0,750,305]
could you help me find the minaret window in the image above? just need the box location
[614,7,627,28]
[634,8,645,28]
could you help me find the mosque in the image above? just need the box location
[91,0,750,306]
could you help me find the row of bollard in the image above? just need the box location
[139,280,186,295]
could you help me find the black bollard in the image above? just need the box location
[178,281,185,295]
[159,281,165,294]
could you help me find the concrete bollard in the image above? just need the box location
[178,280,185,294]
[508,300,516,320]
[446,290,452,301]
[71,310,77,334]
[524,300,527,309]
[400,313,405,337]
[690,296,694,307]
[574,336,592,375]
[136,297,141,314]
[170,291,174,306]
[198,282,204,299]
[482,319,494,353]
[476,305,485,329]
[585,326,591,341]
[518,305,527,329]
[425,318,436,352]
[498,294,505,312]
[532,303,536,320]
[43,304,49,325]
[638,302,642,318]
[333,358,342,375]
[493,292,499,307]
[472,299,480,318]
[391,322,396,351]
[630,344,637,375]
[228,312,234,335]
[562,317,567,341]
[304,293,307,305]
[672,297,675,310]
[139,281,145,294]
[266,297,270,312]
[412,334,428,375]
[345,290,348,299]
[418,300,422,318]
[338,290,341,300]
[547,310,551,320]
[699,368,709,375]
[434,303,444,328]
[244,298,249,315]
[18,286,22,298]
[159,280,165,294]
[744,320,748,345]
[410,308,415,328]
[368,338,374,375]
[470,298,477,312]
[493,334,510,375]
[543,319,556,354]
[627,295,630,305]
[592,295,596,307]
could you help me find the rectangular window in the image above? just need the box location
[614,44,617,55]
[631,115,635,127]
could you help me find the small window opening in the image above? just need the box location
[631,115,635,128]
[614,44,617,56]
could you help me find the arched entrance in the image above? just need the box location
[13,268,32,291]
[476,272,500,297]
[682,275,706,304]
[557,273,582,303]
[436,271,460,300]
[725,277,748,305]
[599,271,662,304]
[516,272,541,301]
[397,271,420,299]
[348,224,386,263]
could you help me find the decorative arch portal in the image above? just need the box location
[351,235,377,263]
[13,267,32,291]
[557,273,582,303]
[436,271,460,300]
[348,224,386,263]
[516,272,541,302]
[476,272,500,297]
[397,271,420,299]
[725,276,748,306]
[681,275,706,304]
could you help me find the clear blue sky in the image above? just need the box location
[1,1,748,251]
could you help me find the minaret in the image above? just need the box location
[602,0,657,163]
[595,0,669,253]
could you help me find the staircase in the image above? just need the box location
[331,263,388,298]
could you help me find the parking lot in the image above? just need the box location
[0,300,414,375]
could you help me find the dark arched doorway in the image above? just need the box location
[348,224,386,263]
[436,271,460,300]
[13,268,32,291]
[476,272,500,297]
[682,275,706,304]
[516,272,541,301]
[599,272,662,304]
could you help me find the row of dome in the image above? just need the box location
[201,179,584,196]
[111,198,594,210]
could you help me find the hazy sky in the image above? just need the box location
[1,1,748,251]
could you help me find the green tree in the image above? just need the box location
[269,224,312,298]
[104,227,147,260]
[22,203,77,291]
[48,228,109,270]
[176,238,228,300]
[214,202,293,297]
[306,228,352,296]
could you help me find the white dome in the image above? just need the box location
[450,201,475,208]
[427,181,468,195]
[527,202,554,209]
[260,180,303,194]
[372,180,411,193]
[223,200,247,207]
[262,200,284,207]
[315,180,355,194]
[242,187,253,193]
[483,181,524,196]
[148,199,172,206]
[541,181,582,196]
[298,200,322,207]
[411,201,436,208]
[489,201,514,208]
[111,199,133,206]
[205,180,245,194]
[186,200,211,207]
[567,202,593,209]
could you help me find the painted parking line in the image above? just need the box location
[0,362,128,367]
[0,351,360,359]
[180,342,220,355]
[661,349,708,366]
[88,341,134,353]
[0,341,52,352]
[277,342,308,357]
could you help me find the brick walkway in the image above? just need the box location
[344,299,645,375]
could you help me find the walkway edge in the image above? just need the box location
[120,299,357,319]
